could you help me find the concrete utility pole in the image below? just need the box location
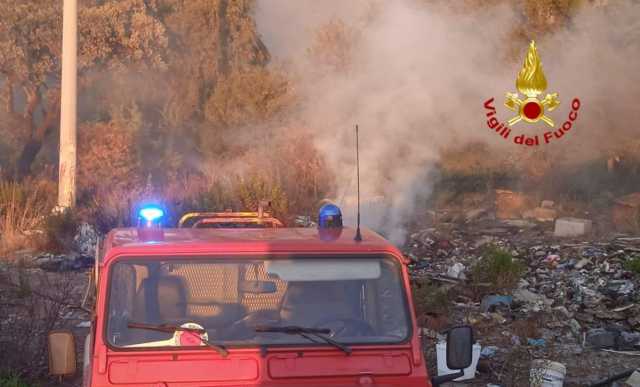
[57,0,78,209]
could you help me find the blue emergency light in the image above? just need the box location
[137,205,165,242]
[140,206,164,223]
[318,203,343,229]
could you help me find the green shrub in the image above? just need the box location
[625,256,640,275]
[472,245,525,291]
[411,278,453,317]
[0,372,35,387]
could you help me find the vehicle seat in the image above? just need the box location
[280,282,355,327]
[134,276,188,324]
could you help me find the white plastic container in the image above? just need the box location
[530,360,566,387]
[436,342,481,381]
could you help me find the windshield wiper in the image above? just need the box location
[254,325,352,355]
[127,321,228,357]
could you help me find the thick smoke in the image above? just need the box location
[256,0,640,244]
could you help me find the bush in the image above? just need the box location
[0,372,35,387]
[0,179,55,255]
[625,256,640,275]
[411,278,452,318]
[472,245,525,292]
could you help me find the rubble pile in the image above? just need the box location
[407,222,640,340]
[405,207,640,384]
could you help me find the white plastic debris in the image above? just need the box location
[446,262,466,279]
[554,217,592,237]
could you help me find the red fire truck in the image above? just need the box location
[49,204,473,386]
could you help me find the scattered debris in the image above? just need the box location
[75,321,92,328]
[35,253,94,272]
[480,295,512,313]
[73,223,99,256]
[480,345,499,358]
[446,262,466,280]
[527,338,546,347]
[530,360,566,387]
[626,371,640,387]
[406,202,640,386]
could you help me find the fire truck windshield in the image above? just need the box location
[105,256,411,349]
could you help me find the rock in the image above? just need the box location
[554,217,593,237]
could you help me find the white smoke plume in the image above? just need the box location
[256,0,640,244]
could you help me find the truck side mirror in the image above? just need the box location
[431,325,474,386]
[446,325,473,370]
[48,330,77,377]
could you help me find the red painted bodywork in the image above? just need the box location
[87,227,431,387]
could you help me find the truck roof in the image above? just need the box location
[101,227,405,264]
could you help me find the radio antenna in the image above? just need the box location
[354,124,362,242]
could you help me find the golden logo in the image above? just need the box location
[505,41,560,127]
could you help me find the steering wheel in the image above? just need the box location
[314,317,375,338]
[225,310,281,340]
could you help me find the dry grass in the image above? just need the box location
[0,179,55,256]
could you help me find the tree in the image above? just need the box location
[0,0,168,177]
